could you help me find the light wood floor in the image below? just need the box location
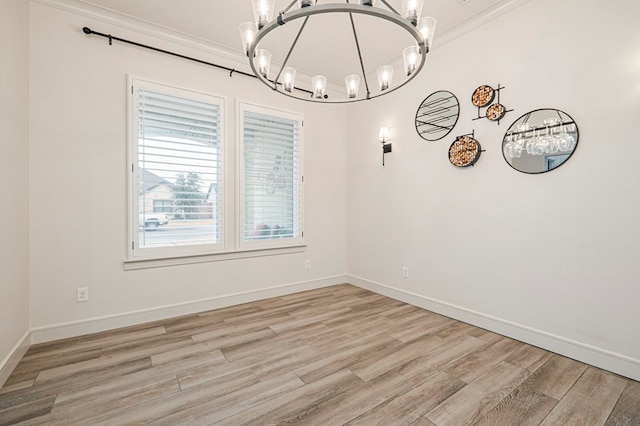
[1,284,639,425]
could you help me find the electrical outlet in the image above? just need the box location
[402,266,409,278]
[77,287,89,302]
[305,259,311,270]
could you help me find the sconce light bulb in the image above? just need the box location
[379,126,389,143]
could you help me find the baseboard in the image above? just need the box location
[0,330,31,389]
[30,275,347,345]
[348,274,640,382]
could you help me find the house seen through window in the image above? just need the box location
[131,79,223,257]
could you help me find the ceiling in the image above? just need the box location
[76,0,510,84]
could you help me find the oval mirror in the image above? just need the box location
[415,90,460,141]
[502,108,579,174]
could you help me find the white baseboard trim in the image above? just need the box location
[0,330,31,389]
[348,275,640,382]
[30,275,347,345]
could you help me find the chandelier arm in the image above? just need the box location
[378,0,400,15]
[281,0,299,14]
[347,12,371,98]
[274,16,311,89]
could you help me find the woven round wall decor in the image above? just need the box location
[449,135,481,167]
[486,103,506,121]
[471,85,494,108]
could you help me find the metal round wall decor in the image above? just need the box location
[449,135,481,167]
[415,90,460,141]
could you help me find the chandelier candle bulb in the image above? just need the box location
[417,17,437,49]
[401,0,424,26]
[282,67,297,92]
[252,0,274,29]
[239,22,258,55]
[311,75,327,98]
[377,65,394,91]
[345,74,361,98]
[403,45,420,76]
[256,49,271,77]
[298,0,314,7]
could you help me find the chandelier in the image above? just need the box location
[239,0,437,103]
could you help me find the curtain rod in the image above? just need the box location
[81,26,314,96]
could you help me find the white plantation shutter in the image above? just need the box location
[240,103,303,246]
[132,79,223,257]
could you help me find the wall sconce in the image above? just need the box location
[379,126,392,166]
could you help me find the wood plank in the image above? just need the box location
[441,336,524,383]
[35,338,192,383]
[295,334,400,384]
[398,334,487,380]
[190,326,276,346]
[505,344,552,372]
[0,390,56,426]
[540,367,628,426]
[605,379,640,426]
[276,371,414,425]
[474,385,558,426]
[150,342,226,366]
[153,371,306,425]
[351,334,445,382]
[2,358,153,402]
[345,371,465,426]
[268,307,353,333]
[217,369,362,425]
[25,377,181,425]
[523,353,588,400]
[388,313,454,343]
[93,371,300,425]
[410,418,438,426]
[426,361,530,425]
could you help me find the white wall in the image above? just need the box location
[28,2,347,341]
[347,0,640,380]
[0,0,31,385]
[15,0,640,383]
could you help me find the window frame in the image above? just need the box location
[127,76,226,261]
[124,80,306,268]
[237,101,305,251]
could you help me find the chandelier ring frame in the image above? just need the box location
[248,3,427,103]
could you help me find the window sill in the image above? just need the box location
[123,244,306,270]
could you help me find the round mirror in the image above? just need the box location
[415,90,460,141]
[502,108,578,174]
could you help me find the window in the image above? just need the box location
[239,102,304,249]
[129,78,224,259]
[127,80,304,265]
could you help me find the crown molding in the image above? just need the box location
[434,0,533,49]
[32,0,250,70]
